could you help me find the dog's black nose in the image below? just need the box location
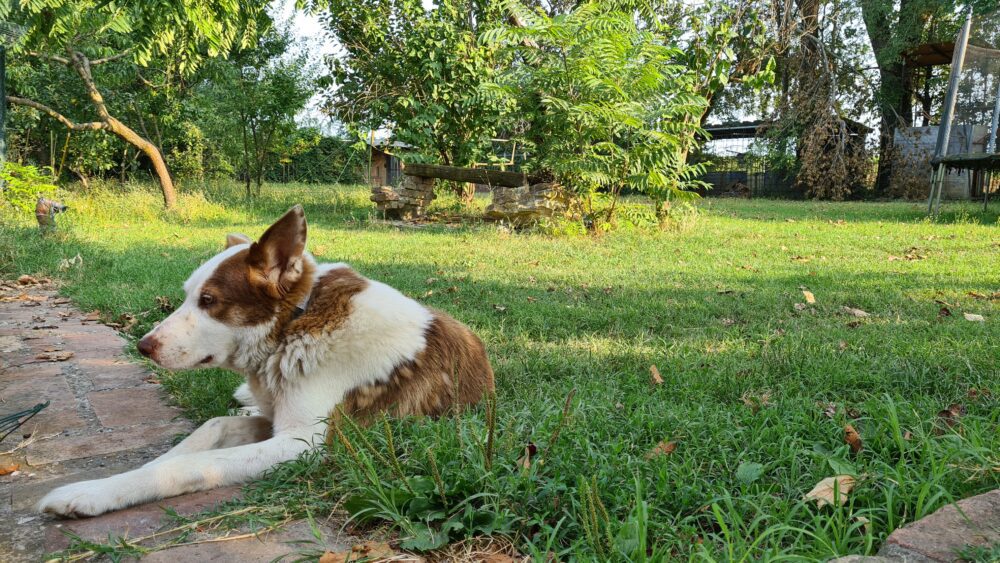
[137,335,158,358]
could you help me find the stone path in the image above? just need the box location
[0,278,352,562]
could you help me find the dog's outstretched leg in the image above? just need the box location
[143,416,272,467]
[37,426,316,517]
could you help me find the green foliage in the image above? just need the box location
[1,0,265,76]
[315,0,514,168]
[0,162,57,212]
[265,129,365,184]
[196,26,316,197]
[485,2,711,227]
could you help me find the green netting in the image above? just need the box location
[940,9,1000,160]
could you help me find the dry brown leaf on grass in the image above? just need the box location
[650,365,663,385]
[841,306,869,318]
[804,475,856,508]
[0,463,20,475]
[964,313,985,322]
[802,290,816,304]
[319,541,401,563]
[17,275,39,285]
[82,310,101,322]
[936,403,966,433]
[645,441,677,459]
[155,295,174,312]
[794,302,808,311]
[844,425,863,454]
[35,350,74,362]
[517,443,537,470]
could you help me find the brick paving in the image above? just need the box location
[0,278,350,561]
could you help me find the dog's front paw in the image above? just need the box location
[37,479,122,518]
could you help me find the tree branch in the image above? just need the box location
[25,51,71,65]
[91,49,133,65]
[6,96,107,131]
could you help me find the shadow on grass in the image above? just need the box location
[2,224,994,422]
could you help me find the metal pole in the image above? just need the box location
[986,80,1000,153]
[933,10,973,161]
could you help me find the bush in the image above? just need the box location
[0,162,58,212]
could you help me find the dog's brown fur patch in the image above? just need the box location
[340,310,495,423]
[288,267,368,335]
[201,250,316,327]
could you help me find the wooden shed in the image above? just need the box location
[366,141,408,187]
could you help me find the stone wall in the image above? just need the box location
[484,182,572,226]
[370,176,436,220]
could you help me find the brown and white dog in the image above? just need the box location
[38,205,494,517]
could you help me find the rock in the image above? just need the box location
[484,182,572,226]
[370,176,436,220]
[877,489,1000,562]
[827,557,898,563]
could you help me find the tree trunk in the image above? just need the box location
[105,116,177,208]
[12,50,178,208]
[862,0,920,197]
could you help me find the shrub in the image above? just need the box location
[0,162,58,212]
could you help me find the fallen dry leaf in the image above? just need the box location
[802,290,816,304]
[968,388,992,401]
[155,295,174,312]
[964,313,985,322]
[794,302,808,311]
[650,365,664,385]
[517,443,537,470]
[841,306,869,318]
[903,431,913,441]
[967,291,988,300]
[17,275,39,285]
[804,475,856,508]
[645,440,677,459]
[938,306,952,318]
[35,350,74,362]
[83,310,101,322]
[844,425,863,454]
[838,340,848,351]
[818,402,837,418]
[0,463,20,476]
[936,403,966,432]
[855,516,871,534]
[493,304,507,313]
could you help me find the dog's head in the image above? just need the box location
[138,205,312,370]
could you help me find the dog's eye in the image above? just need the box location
[199,293,215,307]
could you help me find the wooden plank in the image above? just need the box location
[403,162,535,187]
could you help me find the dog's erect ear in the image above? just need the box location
[225,233,252,249]
[247,205,307,298]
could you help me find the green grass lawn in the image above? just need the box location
[2,181,998,560]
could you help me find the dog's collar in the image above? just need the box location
[292,294,310,320]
